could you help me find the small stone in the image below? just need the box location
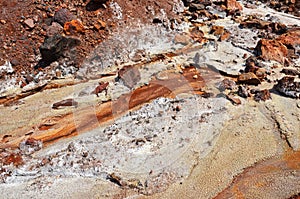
[0,20,6,24]
[189,3,205,11]
[219,30,231,41]
[238,72,261,85]
[189,27,205,43]
[211,26,224,36]
[64,19,85,35]
[174,33,191,45]
[219,78,236,91]
[238,85,250,98]
[255,68,267,80]
[53,8,76,26]
[52,99,79,109]
[92,82,109,97]
[253,89,271,101]
[46,22,63,37]
[11,58,20,66]
[193,75,198,79]
[24,19,35,29]
[275,76,300,98]
[226,94,241,105]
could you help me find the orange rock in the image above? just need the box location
[64,19,85,35]
[255,39,288,64]
[3,153,23,166]
[94,19,106,30]
[238,72,261,85]
[219,30,231,41]
[211,25,224,35]
[277,29,300,47]
[189,27,205,43]
[225,0,243,12]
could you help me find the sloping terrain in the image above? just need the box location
[0,0,300,198]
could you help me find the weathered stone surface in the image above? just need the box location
[46,22,63,38]
[275,76,300,98]
[174,33,191,45]
[117,66,141,89]
[278,29,300,47]
[23,19,35,29]
[238,72,261,85]
[39,34,81,64]
[53,8,76,26]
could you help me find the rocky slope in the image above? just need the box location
[0,0,300,198]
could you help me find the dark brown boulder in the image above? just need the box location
[53,8,76,26]
[39,34,81,65]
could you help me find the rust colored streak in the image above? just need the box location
[0,67,205,149]
[214,151,300,199]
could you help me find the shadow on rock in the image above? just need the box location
[35,34,81,69]
[86,0,109,11]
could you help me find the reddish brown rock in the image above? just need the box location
[226,94,241,105]
[2,153,23,166]
[211,26,224,36]
[52,99,78,109]
[240,18,287,34]
[238,72,261,85]
[277,29,300,48]
[252,89,271,102]
[92,82,109,97]
[219,30,231,41]
[255,29,300,64]
[189,27,205,43]
[255,68,267,80]
[255,39,288,64]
